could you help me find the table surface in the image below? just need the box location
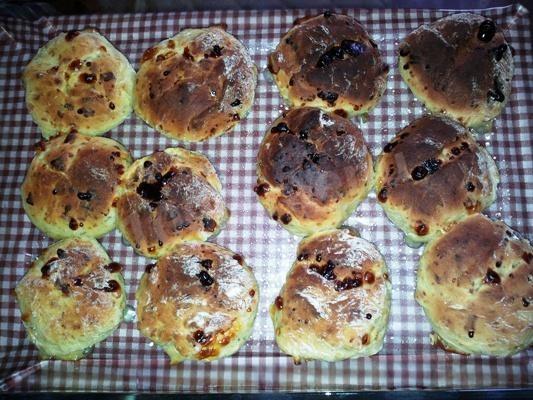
[0,3,531,393]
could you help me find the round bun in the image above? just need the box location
[271,229,391,362]
[375,115,498,246]
[21,132,132,239]
[416,214,533,356]
[268,12,388,117]
[399,13,514,130]
[134,27,257,141]
[255,107,373,236]
[136,242,259,363]
[15,236,126,360]
[116,147,229,258]
[22,28,136,138]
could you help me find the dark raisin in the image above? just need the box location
[492,44,508,61]
[77,191,92,201]
[193,330,212,344]
[415,223,429,236]
[297,253,308,261]
[335,276,362,291]
[466,182,475,192]
[399,46,410,57]
[109,102,115,110]
[102,280,120,292]
[271,122,290,134]
[280,213,292,224]
[65,30,80,41]
[302,159,311,170]
[275,296,283,309]
[423,158,442,174]
[175,222,190,231]
[364,271,375,284]
[101,71,115,81]
[73,277,83,286]
[233,254,244,265]
[200,259,213,269]
[383,142,397,153]
[495,261,502,268]
[272,213,279,221]
[323,10,332,18]
[202,217,217,232]
[308,153,320,164]
[484,268,501,284]
[210,45,223,58]
[378,187,388,203]
[80,73,97,83]
[451,147,461,155]
[197,270,214,286]
[69,218,79,230]
[230,99,241,107]
[315,254,322,262]
[57,248,66,258]
[145,263,156,273]
[50,157,65,171]
[299,129,309,140]
[143,160,152,168]
[41,257,58,278]
[68,59,82,70]
[523,297,530,307]
[26,193,34,205]
[183,47,194,61]
[254,182,270,197]
[103,262,122,273]
[478,19,496,42]
[362,334,369,345]
[249,289,255,297]
[341,40,365,56]
[366,313,372,319]
[468,330,475,338]
[522,252,532,264]
[411,166,428,181]
[403,63,409,70]
[488,78,505,102]
[317,91,338,104]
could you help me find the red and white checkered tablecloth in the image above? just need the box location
[0,4,531,393]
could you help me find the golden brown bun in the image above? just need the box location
[21,132,132,239]
[416,214,532,356]
[116,147,229,258]
[255,107,373,236]
[375,115,498,246]
[136,242,259,363]
[268,12,388,117]
[22,28,135,138]
[270,229,391,362]
[15,236,126,360]
[399,13,513,130]
[134,27,257,141]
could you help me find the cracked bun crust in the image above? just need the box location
[416,214,533,356]
[399,13,514,130]
[15,237,126,360]
[115,147,229,258]
[271,229,391,362]
[21,132,132,239]
[255,107,373,236]
[375,115,498,246]
[136,242,259,363]
[134,27,257,141]
[268,12,388,117]
[23,28,135,138]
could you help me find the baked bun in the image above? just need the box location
[134,26,257,141]
[268,12,388,117]
[416,214,533,356]
[136,242,259,363]
[399,13,514,130]
[271,229,391,362]
[255,107,373,236]
[22,28,135,138]
[21,132,132,239]
[375,115,498,246]
[116,147,229,258]
[15,236,125,360]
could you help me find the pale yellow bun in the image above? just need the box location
[416,214,532,356]
[256,107,373,236]
[15,236,125,360]
[23,28,135,138]
[399,13,513,130]
[136,241,259,363]
[134,26,257,141]
[375,115,498,246]
[271,228,391,362]
[268,12,388,117]
[21,132,132,239]
[115,147,229,258]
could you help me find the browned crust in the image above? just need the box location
[399,13,513,126]
[21,133,130,236]
[375,115,497,238]
[256,107,372,226]
[135,28,256,141]
[417,215,533,353]
[268,13,388,113]
[137,242,258,360]
[116,150,227,257]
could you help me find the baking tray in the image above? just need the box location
[0,3,531,393]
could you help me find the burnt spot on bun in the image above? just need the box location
[268,13,387,115]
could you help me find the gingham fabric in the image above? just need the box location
[0,4,531,392]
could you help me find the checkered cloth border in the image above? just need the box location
[0,4,531,392]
